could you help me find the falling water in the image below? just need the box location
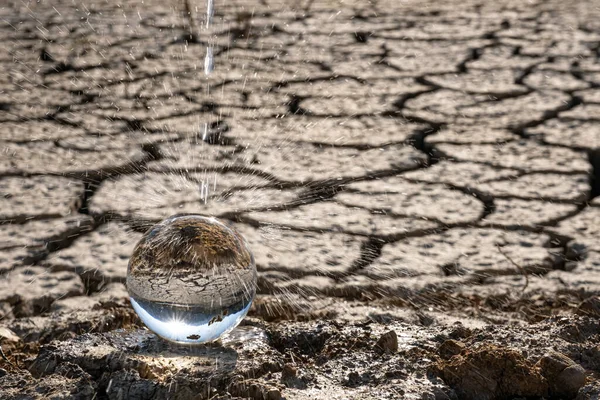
[199,180,209,203]
[206,0,214,28]
[204,47,214,75]
[202,0,214,204]
[202,122,209,141]
[204,0,214,75]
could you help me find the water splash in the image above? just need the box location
[199,180,209,203]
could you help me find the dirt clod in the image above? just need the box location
[438,340,465,360]
[280,363,308,389]
[376,330,399,354]
[229,379,281,400]
[537,352,586,399]
[578,296,600,317]
[436,344,548,400]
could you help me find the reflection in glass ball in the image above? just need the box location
[127,214,256,344]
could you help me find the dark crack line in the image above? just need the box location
[589,149,600,200]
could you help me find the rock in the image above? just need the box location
[0,327,20,344]
[300,94,401,116]
[438,340,465,359]
[578,296,600,317]
[448,324,473,340]
[376,330,399,353]
[281,363,308,389]
[94,282,130,308]
[437,344,548,400]
[283,76,427,99]
[536,351,586,399]
[468,45,542,70]
[0,216,94,273]
[103,369,158,399]
[421,386,455,400]
[576,380,600,400]
[265,388,282,400]
[58,131,176,151]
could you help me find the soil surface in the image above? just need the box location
[1,0,600,399]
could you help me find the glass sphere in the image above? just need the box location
[127,214,256,344]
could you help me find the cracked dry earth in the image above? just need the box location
[1,0,600,399]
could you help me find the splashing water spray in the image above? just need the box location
[126,1,257,344]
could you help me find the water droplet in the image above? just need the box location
[127,215,256,344]
[204,46,214,75]
[202,122,209,141]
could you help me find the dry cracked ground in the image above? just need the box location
[1,0,600,399]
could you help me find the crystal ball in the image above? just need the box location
[127,214,256,344]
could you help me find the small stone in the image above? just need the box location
[448,324,472,340]
[266,388,282,400]
[346,371,362,386]
[281,363,307,389]
[230,380,281,399]
[0,327,20,344]
[536,351,586,399]
[438,340,465,359]
[376,330,399,353]
[578,296,600,317]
